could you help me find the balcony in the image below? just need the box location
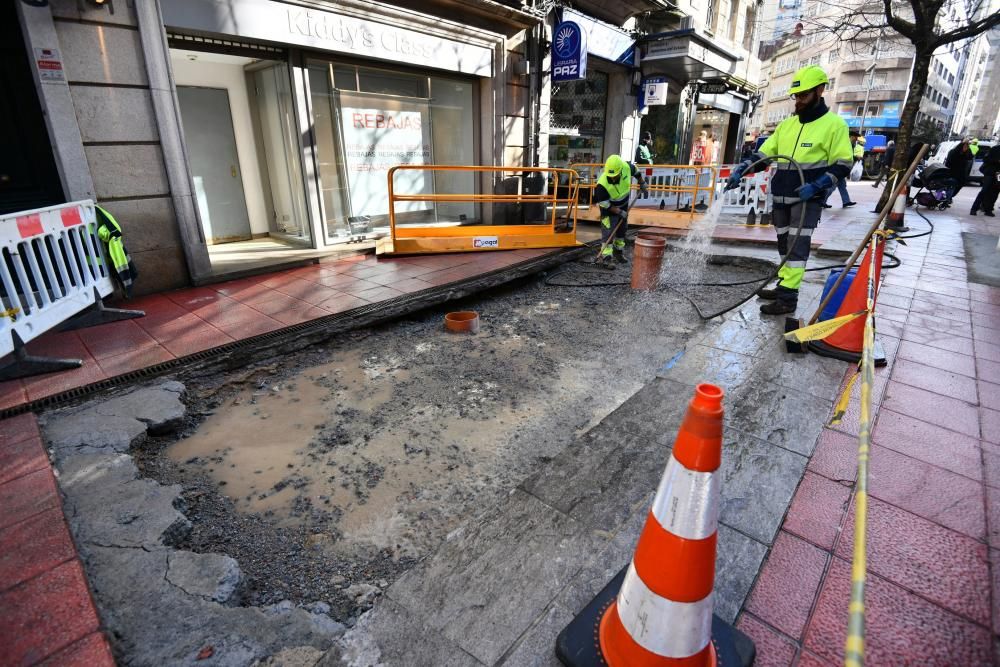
[839,56,914,72]
[835,87,907,104]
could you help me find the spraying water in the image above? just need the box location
[661,195,726,285]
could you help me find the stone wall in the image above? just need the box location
[48,0,190,295]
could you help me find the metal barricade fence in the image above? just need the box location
[0,200,143,379]
[379,165,583,255]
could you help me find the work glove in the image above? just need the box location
[639,181,649,197]
[794,173,835,202]
[725,160,752,191]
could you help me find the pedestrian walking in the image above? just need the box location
[946,139,974,199]
[725,65,853,315]
[823,131,861,208]
[872,140,895,187]
[594,154,649,268]
[971,143,1000,217]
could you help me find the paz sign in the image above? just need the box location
[552,21,588,82]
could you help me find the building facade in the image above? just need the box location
[9,0,769,297]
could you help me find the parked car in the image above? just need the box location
[929,140,996,185]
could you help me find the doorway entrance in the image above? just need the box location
[177,86,253,244]
[171,48,314,272]
[0,2,63,214]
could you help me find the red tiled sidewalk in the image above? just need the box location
[0,247,556,411]
[737,188,1000,665]
[0,413,114,666]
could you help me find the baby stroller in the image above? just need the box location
[911,163,957,210]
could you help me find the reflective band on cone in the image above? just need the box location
[887,192,905,227]
[598,384,723,667]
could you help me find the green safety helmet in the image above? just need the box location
[788,65,829,95]
[604,154,626,178]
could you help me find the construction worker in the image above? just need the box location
[594,154,649,268]
[725,65,853,315]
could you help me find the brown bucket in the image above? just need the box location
[630,235,667,290]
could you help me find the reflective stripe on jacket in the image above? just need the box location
[754,101,853,200]
[594,163,638,210]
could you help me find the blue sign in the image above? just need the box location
[837,101,902,129]
[552,21,587,82]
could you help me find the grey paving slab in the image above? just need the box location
[386,489,607,666]
[714,524,769,623]
[697,311,775,357]
[657,343,762,394]
[334,597,483,667]
[816,221,874,257]
[600,377,694,443]
[498,509,646,667]
[725,380,833,457]
[718,429,808,545]
[747,339,846,402]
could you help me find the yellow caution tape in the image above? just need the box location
[829,369,860,426]
[1,307,20,321]
[783,310,867,344]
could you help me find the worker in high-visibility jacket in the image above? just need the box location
[95,205,138,298]
[724,65,853,315]
[593,154,649,268]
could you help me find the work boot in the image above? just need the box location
[885,224,909,234]
[595,254,615,270]
[986,211,996,217]
[760,300,797,315]
[613,248,629,264]
[757,285,781,300]
[843,201,857,208]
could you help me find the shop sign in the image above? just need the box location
[34,47,65,83]
[552,21,588,82]
[562,8,635,66]
[338,92,432,218]
[700,81,728,95]
[837,100,902,128]
[162,0,493,76]
[642,77,668,106]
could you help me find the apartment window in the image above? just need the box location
[948,73,955,84]
[810,55,821,65]
[943,97,949,109]
[873,71,887,86]
[728,0,739,41]
[855,104,879,116]
[706,0,718,32]
[798,59,808,69]
[828,49,839,63]
[827,77,836,89]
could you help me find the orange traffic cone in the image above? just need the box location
[808,235,887,365]
[886,189,906,229]
[556,384,754,667]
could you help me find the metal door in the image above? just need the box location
[177,86,252,244]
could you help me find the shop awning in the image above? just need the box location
[640,29,743,80]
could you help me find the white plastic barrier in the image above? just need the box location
[717,166,774,221]
[0,200,142,379]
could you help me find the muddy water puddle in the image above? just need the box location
[171,340,550,560]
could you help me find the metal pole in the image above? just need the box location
[857,35,881,137]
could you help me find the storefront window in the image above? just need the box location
[308,62,476,241]
[690,108,730,165]
[548,70,609,170]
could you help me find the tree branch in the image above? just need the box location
[932,11,1000,47]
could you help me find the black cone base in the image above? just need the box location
[785,316,806,353]
[555,566,755,667]
[808,335,887,367]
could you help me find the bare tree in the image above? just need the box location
[802,0,1000,209]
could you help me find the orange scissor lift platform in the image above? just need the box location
[572,163,721,230]
[376,165,584,256]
